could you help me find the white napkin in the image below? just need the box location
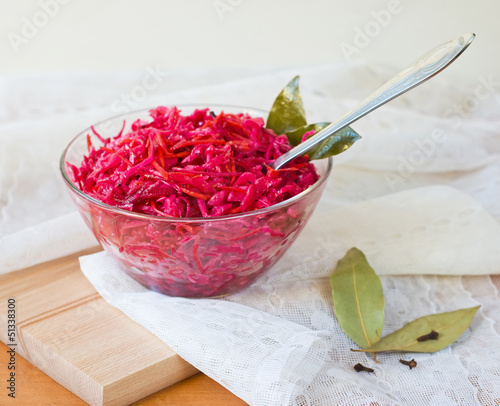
[2,63,500,405]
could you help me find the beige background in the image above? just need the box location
[1,0,498,80]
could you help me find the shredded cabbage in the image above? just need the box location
[69,107,318,217]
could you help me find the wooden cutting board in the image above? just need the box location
[0,247,199,406]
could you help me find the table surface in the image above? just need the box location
[0,341,247,406]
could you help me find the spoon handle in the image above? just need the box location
[271,32,475,170]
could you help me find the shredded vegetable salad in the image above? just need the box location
[65,106,328,297]
[68,106,319,218]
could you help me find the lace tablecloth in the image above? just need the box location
[1,62,500,405]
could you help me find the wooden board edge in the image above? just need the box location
[104,355,199,406]
[0,246,103,283]
[17,329,104,405]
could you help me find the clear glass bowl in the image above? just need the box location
[60,105,332,298]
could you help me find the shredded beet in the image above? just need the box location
[69,106,318,217]
[67,107,324,297]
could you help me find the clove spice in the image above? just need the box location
[399,359,417,369]
[354,363,374,373]
[417,330,439,342]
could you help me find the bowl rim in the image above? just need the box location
[60,104,333,223]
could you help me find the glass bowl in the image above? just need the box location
[60,105,332,298]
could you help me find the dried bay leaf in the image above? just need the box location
[285,122,361,160]
[284,122,331,146]
[266,75,307,135]
[330,247,385,349]
[266,76,362,162]
[353,306,480,355]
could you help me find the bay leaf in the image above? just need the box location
[330,247,384,349]
[354,306,480,355]
[285,122,361,160]
[266,75,307,135]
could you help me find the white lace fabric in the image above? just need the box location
[1,63,500,405]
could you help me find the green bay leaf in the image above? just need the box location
[266,75,307,135]
[285,122,361,160]
[285,122,329,146]
[330,247,384,349]
[355,306,480,354]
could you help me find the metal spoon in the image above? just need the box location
[270,32,475,170]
